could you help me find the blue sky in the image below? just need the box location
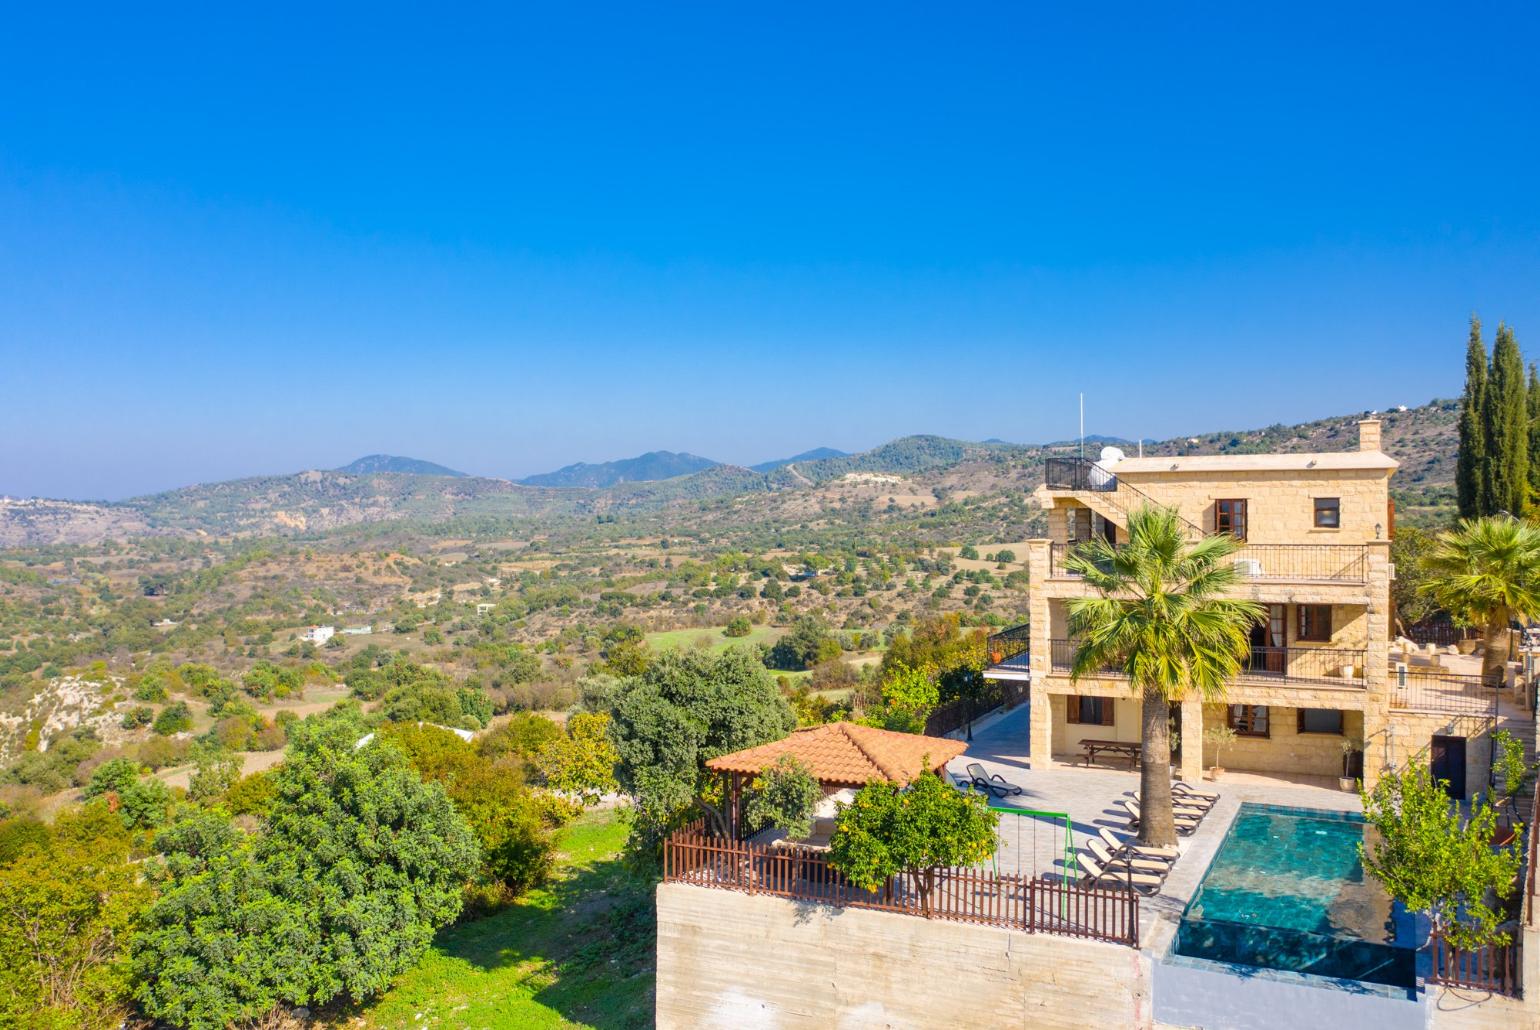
[2,4,1537,500]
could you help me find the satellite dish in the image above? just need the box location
[1098,446,1126,466]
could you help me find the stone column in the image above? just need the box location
[1026,539,1054,768]
[1360,540,1393,788]
[1179,695,1204,784]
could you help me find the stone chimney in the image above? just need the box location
[1358,418,1382,452]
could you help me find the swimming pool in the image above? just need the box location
[1174,803,1416,989]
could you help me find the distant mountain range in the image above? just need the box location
[335,455,466,477]
[518,445,851,487]
[750,447,848,473]
[0,400,1458,547]
[520,450,721,488]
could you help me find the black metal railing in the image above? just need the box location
[1049,541,1368,584]
[986,623,1031,668]
[1045,456,1117,492]
[1238,646,1368,686]
[1048,639,1124,676]
[1049,638,1367,686]
[1390,667,1498,716]
[1231,545,1367,583]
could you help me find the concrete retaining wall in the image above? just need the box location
[655,882,1152,1029]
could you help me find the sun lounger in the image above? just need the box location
[1098,825,1178,864]
[1087,836,1168,874]
[966,762,1024,799]
[1119,798,1198,835]
[1172,781,1219,802]
[1076,851,1164,895]
[1132,791,1208,816]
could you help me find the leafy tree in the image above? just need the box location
[0,808,149,1029]
[121,704,154,729]
[1418,516,1540,686]
[1065,506,1262,846]
[723,616,752,638]
[1482,322,1528,516]
[186,742,243,802]
[1359,762,1522,949]
[875,662,940,733]
[152,701,193,736]
[959,544,979,559]
[827,770,998,915]
[0,817,49,864]
[608,647,795,846]
[767,615,841,670]
[477,711,563,778]
[881,614,985,704]
[85,758,172,831]
[742,756,821,839]
[133,712,479,1027]
[1491,728,1535,822]
[1389,525,1439,629]
[536,712,619,807]
[1457,317,1488,518]
[381,723,558,895]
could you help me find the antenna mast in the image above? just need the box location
[1079,393,1084,460]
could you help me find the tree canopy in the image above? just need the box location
[607,647,795,846]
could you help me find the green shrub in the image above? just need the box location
[152,702,192,736]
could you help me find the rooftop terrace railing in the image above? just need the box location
[1389,667,1497,717]
[663,825,1139,947]
[1049,542,1368,584]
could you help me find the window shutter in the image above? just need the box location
[1296,708,1305,734]
[1066,698,1080,724]
[1100,700,1115,726]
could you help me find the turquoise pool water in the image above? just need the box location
[1174,803,1416,989]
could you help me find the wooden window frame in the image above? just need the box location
[1296,604,1333,642]
[1227,704,1270,738]
[1215,499,1248,541]
[1297,708,1344,735]
[1314,497,1341,529]
[1066,696,1115,726]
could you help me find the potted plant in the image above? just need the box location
[1203,724,1236,781]
[1339,737,1362,792]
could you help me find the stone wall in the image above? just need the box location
[1204,702,1365,778]
[655,882,1152,1029]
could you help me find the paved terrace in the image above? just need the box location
[945,703,1362,950]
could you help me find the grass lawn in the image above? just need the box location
[643,623,781,653]
[344,809,654,1029]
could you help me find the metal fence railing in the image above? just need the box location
[1049,541,1367,584]
[663,827,1140,947]
[985,623,1030,667]
[1389,667,1498,717]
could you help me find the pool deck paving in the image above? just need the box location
[946,702,1364,952]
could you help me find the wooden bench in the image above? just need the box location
[1080,738,1140,770]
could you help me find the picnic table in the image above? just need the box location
[1080,738,1139,769]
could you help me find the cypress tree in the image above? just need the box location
[1528,362,1540,505]
[1457,317,1486,517]
[1483,322,1528,516]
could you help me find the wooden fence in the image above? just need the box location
[1428,931,1520,996]
[663,826,1139,947]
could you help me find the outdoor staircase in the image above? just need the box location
[1043,457,1203,540]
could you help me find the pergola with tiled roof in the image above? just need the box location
[707,723,967,789]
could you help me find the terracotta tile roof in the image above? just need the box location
[705,723,967,787]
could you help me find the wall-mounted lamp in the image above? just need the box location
[1374,522,1383,539]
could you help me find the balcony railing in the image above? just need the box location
[1049,639,1367,687]
[986,622,1031,668]
[1048,542,1368,584]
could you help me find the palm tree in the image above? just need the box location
[1419,516,1540,687]
[1065,506,1263,846]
